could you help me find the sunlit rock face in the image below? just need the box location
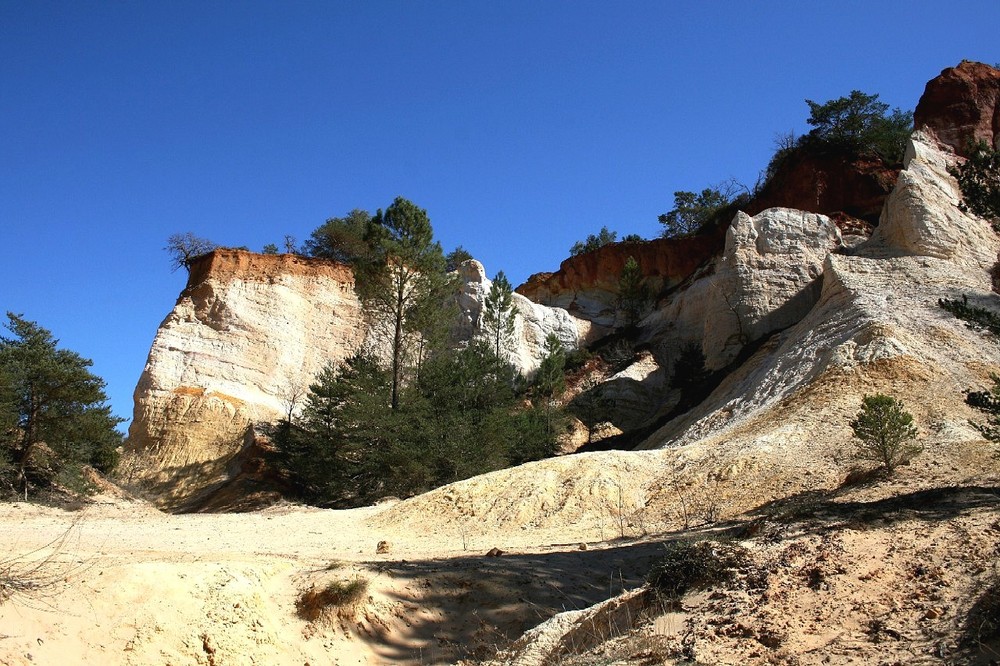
[646,207,844,370]
[125,251,590,509]
[454,259,592,373]
[124,250,365,508]
[914,60,1000,155]
[869,130,1000,273]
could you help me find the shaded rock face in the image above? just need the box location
[124,250,365,509]
[746,149,898,224]
[914,61,1000,155]
[516,231,726,325]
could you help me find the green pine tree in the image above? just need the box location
[482,271,518,364]
[0,313,122,498]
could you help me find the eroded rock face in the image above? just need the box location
[516,231,726,325]
[870,131,1000,273]
[914,60,1000,155]
[746,150,898,224]
[644,131,1000,451]
[649,208,844,369]
[124,250,365,508]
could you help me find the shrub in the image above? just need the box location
[966,373,1000,443]
[849,394,920,474]
[939,295,1000,336]
[296,578,368,621]
[646,540,753,602]
[948,140,1000,230]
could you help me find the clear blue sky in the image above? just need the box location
[2,1,997,431]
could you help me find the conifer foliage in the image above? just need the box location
[272,200,568,507]
[849,393,920,474]
[0,313,122,498]
[482,271,517,363]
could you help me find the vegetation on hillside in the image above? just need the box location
[948,140,1000,230]
[850,393,920,474]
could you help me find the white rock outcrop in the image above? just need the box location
[126,252,589,507]
[649,207,844,369]
[871,130,999,272]
[643,131,1000,450]
[454,260,592,373]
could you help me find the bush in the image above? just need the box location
[849,394,920,474]
[296,578,368,621]
[646,540,753,602]
[948,140,1000,230]
[939,295,1000,336]
[966,373,1000,443]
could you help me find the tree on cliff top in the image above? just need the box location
[303,209,373,264]
[804,90,912,162]
[165,233,218,273]
[569,226,617,256]
[0,313,122,498]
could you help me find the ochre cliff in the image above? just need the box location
[914,60,1000,155]
[516,230,726,325]
[745,150,898,224]
[124,249,365,509]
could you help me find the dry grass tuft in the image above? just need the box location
[296,578,368,622]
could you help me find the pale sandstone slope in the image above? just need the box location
[374,126,1000,545]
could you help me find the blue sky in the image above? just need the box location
[2,1,997,430]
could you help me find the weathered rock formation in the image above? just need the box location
[124,250,365,507]
[126,251,589,509]
[454,259,592,371]
[914,60,1000,154]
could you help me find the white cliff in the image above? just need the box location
[453,259,593,373]
[124,250,365,506]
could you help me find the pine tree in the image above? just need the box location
[617,256,650,328]
[355,197,451,410]
[0,313,122,498]
[482,271,518,364]
[849,393,920,474]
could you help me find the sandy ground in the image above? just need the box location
[3,443,999,666]
[0,492,672,665]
